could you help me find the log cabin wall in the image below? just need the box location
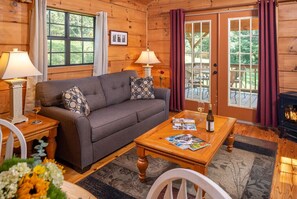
[0,0,147,116]
[278,1,297,93]
[0,0,30,117]
[147,0,297,92]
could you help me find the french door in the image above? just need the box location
[185,14,218,114]
[185,10,259,122]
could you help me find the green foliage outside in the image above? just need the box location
[47,10,94,66]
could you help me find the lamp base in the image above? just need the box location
[142,65,153,77]
[7,114,28,124]
[5,78,28,124]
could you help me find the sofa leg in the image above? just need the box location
[72,165,92,174]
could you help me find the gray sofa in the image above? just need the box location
[36,70,170,172]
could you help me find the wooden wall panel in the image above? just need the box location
[0,0,29,23]
[0,1,30,117]
[278,2,297,93]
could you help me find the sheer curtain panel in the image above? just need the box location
[93,12,108,76]
[25,0,47,112]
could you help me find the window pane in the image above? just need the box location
[48,53,51,65]
[240,19,250,36]
[241,37,250,53]
[185,39,192,53]
[52,40,65,52]
[70,26,82,38]
[82,27,94,38]
[230,37,239,53]
[69,14,82,26]
[230,20,239,37]
[46,10,49,23]
[230,54,239,64]
[252,36,258,54]
[202,22,210,38]
[185,23,192,38]
[50,11,65,24]
[50,24,65,36]
[241,54,250,65]
[71,41,82,52]
[185,53,192,64]
[51,53,65,65]
[47,24,50,36]
[252,18,259,35]
[47,40,51,52]
[82,16,93,27]
[202,38,209,52]
[70,53,83,64]
[84,53,93,63]
[252,53,258,65]
[84,41,94,52]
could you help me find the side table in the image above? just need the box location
[1,113,59,159]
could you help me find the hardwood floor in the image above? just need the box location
[63,115,297,199]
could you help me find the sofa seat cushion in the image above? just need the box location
[114,99,165,122]
[88,107,137,142]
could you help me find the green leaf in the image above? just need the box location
[0,157,34,172]
[47,183,67,199]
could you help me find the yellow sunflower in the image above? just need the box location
[17,173,49,199]
[43,158,66,174]
[33,165,46,175]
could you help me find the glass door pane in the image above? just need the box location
[228,17,258,109]
[185,21,211,102]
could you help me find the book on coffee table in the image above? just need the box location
[172,118,197,130]
[166,134,210,151]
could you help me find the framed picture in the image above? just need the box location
[110,30,128,46]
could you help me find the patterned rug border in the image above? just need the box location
[77,135,277,199]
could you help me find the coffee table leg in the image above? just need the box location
[137,147,148,183]
[227,128,235,152]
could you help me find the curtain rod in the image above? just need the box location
[159,0,295,15]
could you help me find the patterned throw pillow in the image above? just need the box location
[62,86,91,116]
[130,76,155,100]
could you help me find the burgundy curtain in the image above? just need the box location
[170,9,185,112]
[257,0,279,127]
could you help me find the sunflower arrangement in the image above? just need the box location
[0,157,66,199]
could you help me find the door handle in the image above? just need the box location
[213,71,218,75]
[213,63,218,67]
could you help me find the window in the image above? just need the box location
[228,17,258,108]
[47,9,95,67]
[185,21,211,102]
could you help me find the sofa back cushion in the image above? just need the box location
[99,70,137,106]
[36,76,107,111]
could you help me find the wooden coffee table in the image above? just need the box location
[134,110,236,182]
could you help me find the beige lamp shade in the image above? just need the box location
[0,48,42,79]
[135,49,160,65]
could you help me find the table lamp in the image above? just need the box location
[0,48,42,124]
[135,49,160,77]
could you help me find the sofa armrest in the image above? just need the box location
[40,106,93,170]
[154,88,170,119]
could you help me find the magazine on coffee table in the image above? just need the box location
[172,118,197,130]
[166,134,210,151]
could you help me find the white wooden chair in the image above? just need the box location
[0,119,27,160]
[146,168,232,199]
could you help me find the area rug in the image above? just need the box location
[77,135,277,199]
